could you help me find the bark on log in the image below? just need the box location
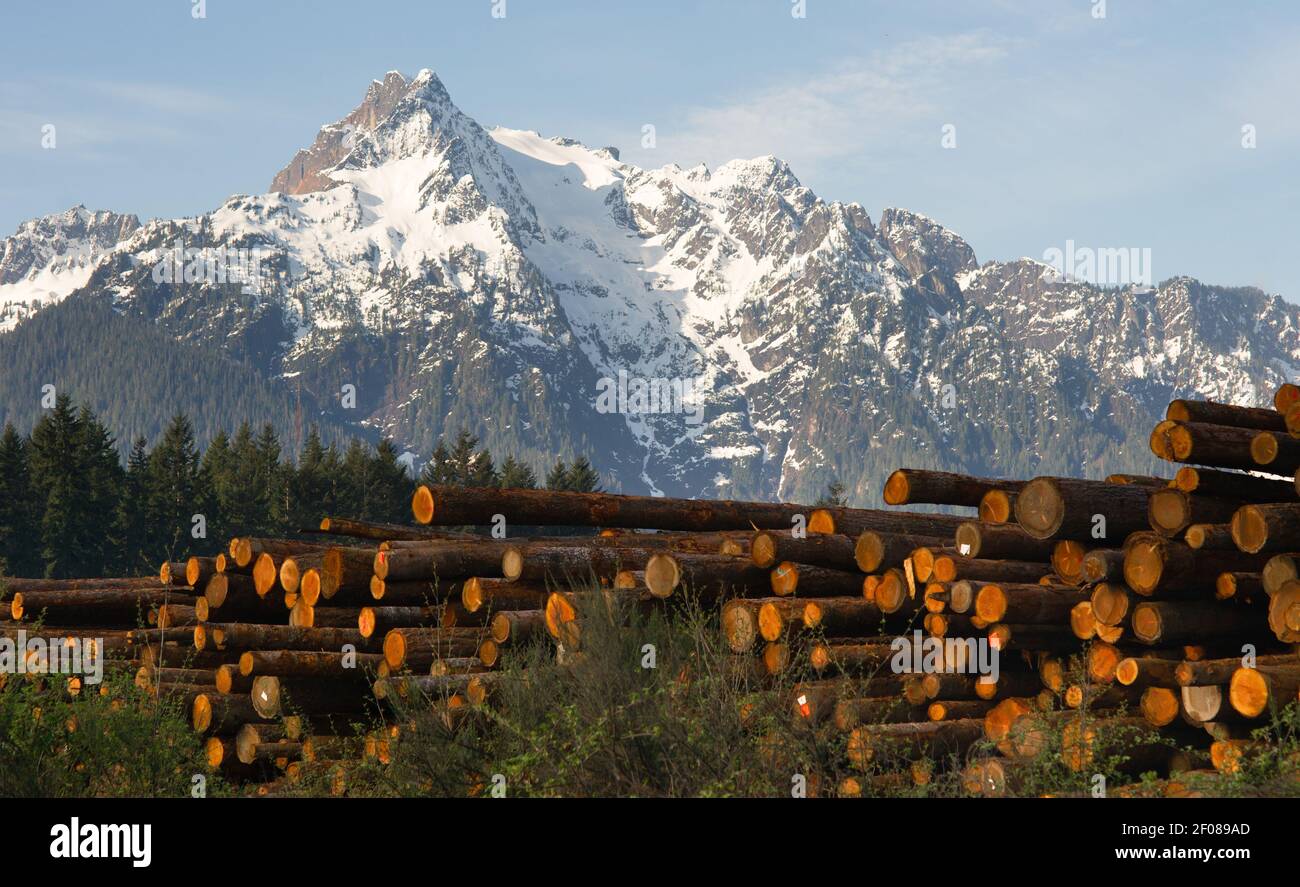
[1174,466,1297,502]
[196,623,379,653]
[459,577,546,613]
[973,583,1087,624]
[1131,601,1264,645]
[642,552,771,600]
[807,508,967,539]
[978,490,1016,525]
[239,649,383,678]
[1147,489,1241,537]
[413,484,818,531]
[1014,476,1153,541]
[952,522,1057,562]
[1167,399,1287,432]
[317,517,474,542]
[882,469,1024,508]
[750,530,857,571]
[1231,503,1300,554]
[1124,536,1271,594]
[769,562,867,598]
[373,542,508,582]
[1184,523,1237,551]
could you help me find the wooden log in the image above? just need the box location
[158,561,190,587]
[846,719,983,766]
[1175,653,1298,686]
[642,552,770,600]
[1184,523,1237,550]
[1115,657,1183,687]
[750,530,856,571]
[231,537,330,570]
[755,598,810,642]
[800,597,884,637]
[978,489,1016,524]
[1124,536,1271,594]
[1131,601,1264,645]
[973,583,1087,624]
[413,484,819,531]
[1147,488,1241,537]
[931,555,1048,585]
[769,562,866,598]
[1167,399,1287,432]
[195,623,379,653]
[1268,581,1300,642]
[952,522,1056,562]
[807,508,967,539]
[191,692,270,735]
[1228,665,1300,718]
[250,674,374,719]
[503,544,655,585]
[0,577,161,592]
[317,516,473,542]
[1174,466,1296,502]
[1215,571,1264,602]
[1089,582,1135,626]
[1165,421,1300,473]
[489,609,546,645]
[214,664,254,694]
[382,628,486,670]
[882,469,1023,508]
[11,587,189,621]
[1082,549,1125,583]
[809,641,895,674]
[459,577,547,613]
[1013,477,1153,541]
[1231,503,1300,554]
[720,599,763,653]
[357,605,440,638]
[373,542,507,582]
[312,546,376,596]
[1262,554,1300,595]
[239,649,383,678]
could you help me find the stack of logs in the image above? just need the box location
[4,391,1300,797]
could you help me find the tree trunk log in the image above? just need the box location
[882,469,1024,508]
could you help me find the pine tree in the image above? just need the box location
[200,430,236,550]
[28,396,124,577]
[446,430,480,485]
[0,423,39,577]
[287,427,332,532]
[468,449,499,488]
[565,456,601,492]
[545,459,571,490]
[420,439,454,486]
[338,439,372,518]
[253,423,286,536]
[147,414,208,560]
[369,439,416,523]
[499,455,537,490]
[116,437,152,574]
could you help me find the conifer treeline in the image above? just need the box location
[0,395,600,580]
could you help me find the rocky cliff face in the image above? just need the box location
[3,69,1297,503]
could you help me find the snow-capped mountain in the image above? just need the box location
[0,206,139,332]
[3,69,1297,503]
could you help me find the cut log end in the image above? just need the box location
[412,485,435,525]
[1013,478,1062,539]
[643,553,680,599]
[882,470,910,506]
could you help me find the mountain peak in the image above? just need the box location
[270,69,421,195]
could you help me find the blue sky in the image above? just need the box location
[3,0,1298,299]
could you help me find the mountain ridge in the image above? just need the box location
[2,68,1296,504]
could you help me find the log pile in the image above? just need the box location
[3,392,1300,797]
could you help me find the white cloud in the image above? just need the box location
[632,31,1013,172]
